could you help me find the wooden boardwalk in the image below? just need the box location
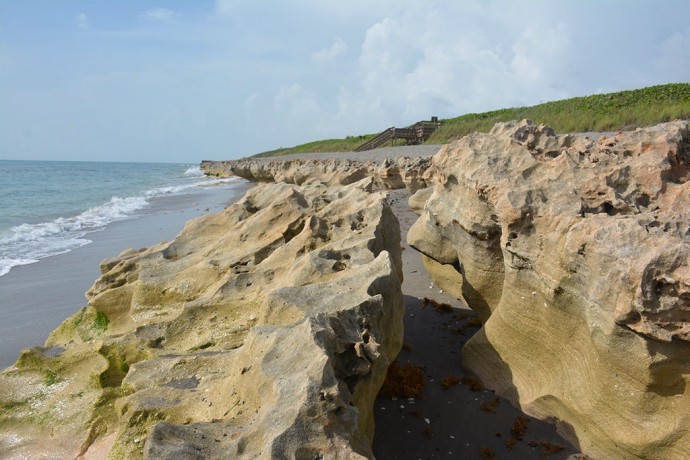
[354,119,441,152]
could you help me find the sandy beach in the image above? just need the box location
[0,180,252,369]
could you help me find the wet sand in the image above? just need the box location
[372,189,589,459]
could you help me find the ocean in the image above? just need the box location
[0,160,237,278]
[0,159,249,368]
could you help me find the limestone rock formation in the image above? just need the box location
[201,157,433,192]
[0,178,404,459]
[408,187,433,216]
[408,120,690,460]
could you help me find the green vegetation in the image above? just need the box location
[428,82,690,143]
[250,83,690,157]
[253,134,378,157]
[44,369,60,386]
[95,311,110,331]
[46,306,110,345]
[72,308,86,327]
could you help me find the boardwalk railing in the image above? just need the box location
[354,120,441,152]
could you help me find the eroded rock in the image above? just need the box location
[201,157,433,192]
[0,178,404,459]
[408,120,690,460]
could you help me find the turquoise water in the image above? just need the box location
[0,160,234,276]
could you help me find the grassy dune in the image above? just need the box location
[429,83,690,143]
[253,135,377,157]
[253,83,690,157]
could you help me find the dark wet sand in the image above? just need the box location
[372,189,589,460]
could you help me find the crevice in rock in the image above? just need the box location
[282,219,306,244]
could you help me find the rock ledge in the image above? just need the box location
[0,178,404,459]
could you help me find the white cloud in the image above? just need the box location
[76,13,89,30]
[311,38,348,64]
[5,0,690,163]
[139,8,180,23]
[251,2,578,144]
[327,4,575,128]
[274,83,320,117]
[511,23,570,88]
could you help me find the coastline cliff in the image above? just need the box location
[1,120,688,459]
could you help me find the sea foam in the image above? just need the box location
[0,175,240,278]
[184,165,204,177]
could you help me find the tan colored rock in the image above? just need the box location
[408,120,690,460]
[201,156,433,192]
[0,178,404,459]
[407,187,433,216]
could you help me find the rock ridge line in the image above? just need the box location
[201,156,433,192]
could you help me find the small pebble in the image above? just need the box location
[424,418,430,424]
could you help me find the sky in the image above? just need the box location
[1,1,689,163]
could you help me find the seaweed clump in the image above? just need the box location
[378,361,426,398]
[422,297,453,313]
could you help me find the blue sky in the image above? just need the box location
[1,0,689,163]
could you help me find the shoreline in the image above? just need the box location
[0,181,252,369]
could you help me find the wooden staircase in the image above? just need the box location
[355,119,441,152]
